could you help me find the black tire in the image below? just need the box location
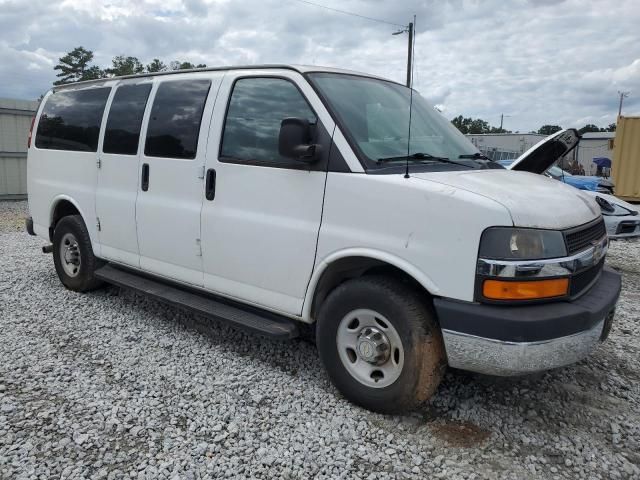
[316,275,446,413]
[52,215,105,292]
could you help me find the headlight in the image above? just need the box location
[595,195,636,216]
[595,195,615,213]
[479,227,567,260]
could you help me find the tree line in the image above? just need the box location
[53,46,207,85]
[451,116,616,136]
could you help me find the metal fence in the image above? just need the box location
[477,147,520,162]
[0,98,39,199]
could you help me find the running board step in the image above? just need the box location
[95,264,299,339]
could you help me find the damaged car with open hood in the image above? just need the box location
[507,129,640,240]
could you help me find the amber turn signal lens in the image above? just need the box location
[483,278,569,300]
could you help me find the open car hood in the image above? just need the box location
[508,129,580,174]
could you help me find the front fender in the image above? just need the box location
[302,248,440,323]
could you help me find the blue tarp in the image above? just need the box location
[563,176,599,191]
[593,157,612,168]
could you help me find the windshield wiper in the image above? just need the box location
[458,153,491,160]
[377,152,468,167]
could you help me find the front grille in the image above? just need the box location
[564,219,606,255]
[570,259,604,297]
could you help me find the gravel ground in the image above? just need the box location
[1,200,639,480]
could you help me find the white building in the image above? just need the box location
[575,132,615,175]
[466,133,546,162]
[467,132,616,175]
[1,98,39,199]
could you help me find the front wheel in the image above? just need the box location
[316,276,446,413]
[52,215,104,292]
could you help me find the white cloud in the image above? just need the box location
[0,0,638,130]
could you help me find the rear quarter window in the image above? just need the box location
[35,88,111,152]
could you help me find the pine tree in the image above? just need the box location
[146,59,167,73]
[53,47,96,85]
[106,56,145,77]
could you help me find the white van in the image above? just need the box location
[26,65,620,413]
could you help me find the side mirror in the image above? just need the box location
[278,117,322,163]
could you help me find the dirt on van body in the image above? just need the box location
[1,199,639,479]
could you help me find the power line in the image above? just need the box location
[289,0,406,28]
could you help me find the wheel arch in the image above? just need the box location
[303,249,440,323]
[48,195,87,241]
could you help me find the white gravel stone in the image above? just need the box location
[1,200,640,479]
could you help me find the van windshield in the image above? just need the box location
[308,72,484,171]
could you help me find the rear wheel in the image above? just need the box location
[52,215,104,292]
[316,275,446,413]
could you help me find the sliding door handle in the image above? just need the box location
[205,168,216,201]
[141,163,150,192]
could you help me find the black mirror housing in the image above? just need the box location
[278,118,322,163]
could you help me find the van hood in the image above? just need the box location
[412,169,600,229]
[508,128,580,174]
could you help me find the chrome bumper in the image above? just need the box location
[442,317,607,376]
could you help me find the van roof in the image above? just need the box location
[52,64,399,91]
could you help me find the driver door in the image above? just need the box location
[200,71,335,315]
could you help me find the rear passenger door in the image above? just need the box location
[135,74,223,286]
[95,80,153,267]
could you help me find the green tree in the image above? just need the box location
[106,55,144,76]
[451,115,471,134]
[537,125,562,135]
[53,46,97,85]
[83,65,105,80]
[605,122,616,132]
[170,61,207,70]
[468,118,490,134]
[451,115,509,134]
[577,124,601,135]
[146,58,167,73]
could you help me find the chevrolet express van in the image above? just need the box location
[26,65,621,413]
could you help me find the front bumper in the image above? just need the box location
[605,216,640,239]
[434,267,621,376]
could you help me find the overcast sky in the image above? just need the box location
[1,0,638,132]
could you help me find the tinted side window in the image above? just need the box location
[103,84,152,155]
[144,80,211,159]
[220,78,316,165]
[35,88,111,152]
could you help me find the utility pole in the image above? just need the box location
[618,91,630,117]
[499,114,511,131]
[393,15,416,88]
